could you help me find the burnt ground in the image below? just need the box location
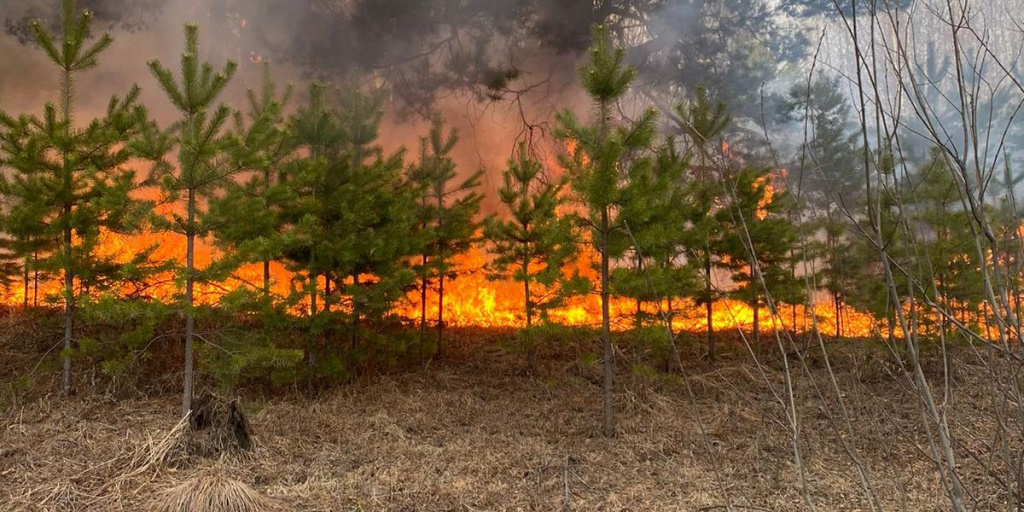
[0,322,1017,511]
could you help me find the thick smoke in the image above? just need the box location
[12,0,1019,209]
[1,1,610,211]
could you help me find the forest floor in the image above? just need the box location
[0,325,1013,511]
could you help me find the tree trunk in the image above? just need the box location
[633,255,643,392]
[435,182,446,359]
[752,263,760,347]
[22,256,29,310]
[61,221,73,396]
[33,253,39,308]
[60,61,74,397]
[835,293,842,338]
[524,268,534,371]
[181,189,197,418]
[436,272,445,359]
[666,296,680,372]
[306,271,318,394]
[600,207,614,438]
[323,278,331,313]
[419,259,428,364]
[705,246,715,363]
[351,274,360,350]
[263,167,272,296]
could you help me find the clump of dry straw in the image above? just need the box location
[151,472,271,512]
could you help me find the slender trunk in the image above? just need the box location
[306,271,318,394]
[436,272,445,358]
[61,221,73,395]
[524,266,534,370]
[263,259,271,296]
[263,167,272,296]
[789,253,797,331]
[835,293,842,338]
[705,246,715,362]
[752,263,760,346]
[600,207,614,438]
[306,149,320,392]
[351,274,360,350]
[435,183,446,359]
[181,189,196,418]
[323,277,331,313]
[22,256,29,310]
[33,252,39,308]
[419,261,428,364]
[60,62,74,397]
[666,296,680,372]
[634,254,643,387]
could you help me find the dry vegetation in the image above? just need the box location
[1,324,1015,511]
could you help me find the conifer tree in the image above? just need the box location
[911,148,984,331]
[676,87,730,361]
[556,26,658,437]
[785,77,863,208]
[409,115,483,359]
[208,63,295,297]
[718,166,804,345]
[784,77,863,334]
[278,82,341,391]
[142,24,238,417]
[0,0,149,394]
[0,200,55,308]
[329,88,420,352]
[483,142,586,370]
[277,83,419,381]
[0,229,19,295]
[614,138,696,370]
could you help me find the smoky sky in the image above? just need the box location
[1,0,1021,208]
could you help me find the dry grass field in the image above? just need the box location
[0,328,1011,511]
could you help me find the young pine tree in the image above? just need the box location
[278,82,342,389]
[784,77,863,334]
[614,138,696,371]
[0,228,20,295]
[208,63,295,297]
[409,115,483,360]
[0,0,149,394]
[556,26,658,437]
[675,87,730,362]
[483,142,586,370]
[0,199,55,308]
[142,24,239,418]
[327,87,420,353]
[718,166,804,346]
[911,148,984,332]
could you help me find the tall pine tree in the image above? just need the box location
[483,142,586,370]
[675,87,730,361]
[556,26,658,437]
[409,115,483,360]
[277,82,340,390]
[718,166,804,345]
[0,0,149,394]
[784,77,863,334]
[614,138,696,371]
[327,87,420,353]
[208,63,295,298]
[142,24,239,417]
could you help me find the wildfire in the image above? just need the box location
[396,245,877,336]
[0,147,879,340]
[2,220,881,338]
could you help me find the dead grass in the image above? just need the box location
[0,333,1017,511]
[151,472,271,512]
